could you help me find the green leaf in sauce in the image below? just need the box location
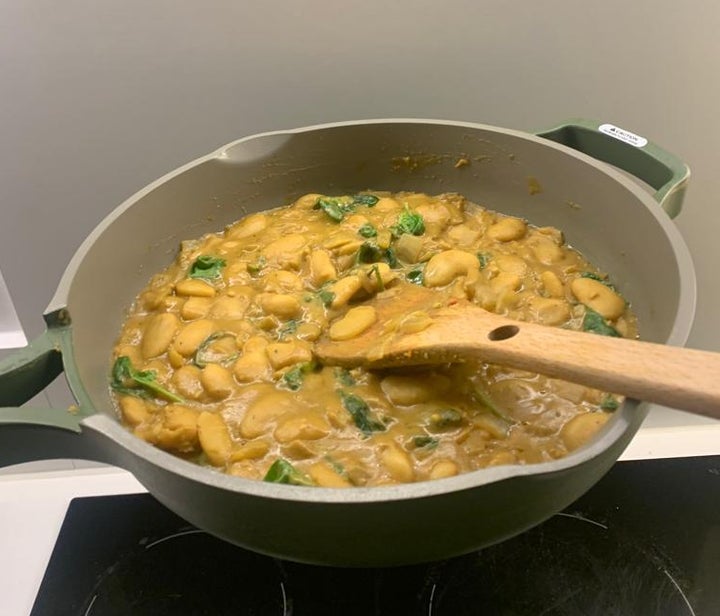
[472,385,514,424]
[282,361,318,391]
[263,459,315,486]
[314,197,347,222]
[352,194,379,206]
[189,255,227,279]
[429,408,464,429]
[358,223,378,238]
[582,307,621,337]
[111,356,185,403]
[412,435,439,449]
[334,367,356,386]
[406,267,425,285]
[392,206,425,237]
[477,252,491,269]
[356,242,397,268]
[193,332,238,368]
[317,289,336,307]
[600,394,620,411]
[339,390,386,434]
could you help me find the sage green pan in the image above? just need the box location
[0,119,695,566]
[315,285,720,420]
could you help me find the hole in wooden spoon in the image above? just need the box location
[488,325,519,341]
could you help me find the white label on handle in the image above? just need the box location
[598,123,648,148]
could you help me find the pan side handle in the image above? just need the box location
[536,119,690,218]
[0,328,95,466]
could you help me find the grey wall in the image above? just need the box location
[1,0,718,359]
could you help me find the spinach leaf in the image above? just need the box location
[339,390,386,434]
[358,223,377,238]
[247,256,266,276]
[392,206,425,237]
[352,194,379,206]
[369,264,384,290]
[334,367,356,386]
[317,289,336,307]
[189,255,226,279]
[314,197,346,222]
[263,459,315,486]
[111,356,184,403]
[193,332,238,368]
[282,361,318,391]
[406,267,425,285]
[356,241,398,269]
[477,252,491,269]
[472,385,513,423]
[413,435,439,449]
[600,394,620,411]
[429,408,464,429]
[582,307,621,337]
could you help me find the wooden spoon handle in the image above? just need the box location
[414,305,720,419]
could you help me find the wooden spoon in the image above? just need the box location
[315,285,720,420]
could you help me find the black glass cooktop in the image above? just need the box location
[32,456,720,616]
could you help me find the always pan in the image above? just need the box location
[0,119,694,566]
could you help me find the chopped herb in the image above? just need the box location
[406,267,425,285]
[339,391,386,434]
[384,246,398,268]
[582,307,621,337]
[391,206,425,237]
[189,255,226,280]
[429,408,464,429]
[193,332,238,368]
[352,194,379,206]
[334,367,356,386]
[413,435,439,449]
[282,361,318,391]
[263,459,315,486]
[111,356,184,403]
[317,289,336,307]
[358,223,377,238]
[600,395,620,411]
[277,319,300,340]
[477,252,491,269]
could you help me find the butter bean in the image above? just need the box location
[381,374,450,406]
[266,340,313,370]
[293,193,323,209]
[172,365,205,400]
[309,250,337,286]
[429,460,459,480]
[173,320,216,357]
[489,271,522,293]
[181,297,213,320]
[209,295,249,319]
[197,411,233,466]
[570,277,625,320]
[274,413,331,443]
[329,275,363,308]
[151,405,200,452]
[141,313,179,359]
[561,412,610,451]
[487,217,527,241]
[175,279,217,298]
[531,238,564,264]
[200,364,236,399]
[307,461,352,488]
[262,234,306,269]
[329,306,377,341]
[257,293,302,319]
[226,213,268,239]
[424,250,480,287]
[528,296,571,326]
[229,439,270,462]
[119,396,151,427]
[380,442,415,483]
[240,391,296,438]
[540,271,565,298]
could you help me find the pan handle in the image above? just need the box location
[536,119,690,218]
[0,328,93,467]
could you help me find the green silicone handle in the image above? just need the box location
[536,119,690,218]
[0,328,82,433]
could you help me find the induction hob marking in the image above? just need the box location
[662,567,696,616]
[555,511,608,530]
[83,593,97,616]
[427,582,437,616]
[144,528,205,550]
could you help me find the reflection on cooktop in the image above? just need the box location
[32,456,720,615]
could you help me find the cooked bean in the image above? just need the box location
[209,295,249,319]
[262,234,306,268]
[197,411,233,466]
[181,296,213,320]
[570,277,625,320]
[119,396,151,427]
[257,293,302,319]
[429,460,459,480]
[274,413,331,443]
[309,250,337,286]
[293,193,323,209]
[487,217,527,241]
[172,365,205,400]
[175,279,217,298]
[328,275,363,308]
[151,405,200,452]
[200,364,236,399]
[226,213,268,239]
[380,442,414,483]
[229,439,270,462]
[240,391,296,438]
[540,271,564,298]
[329,306,377,341]
[561,412,610,451]
[424,250,480,287]
[531,237,564,264]
[307,461,352,488]
[489,271,521,293]
[381,374,449,406]
[265,340,313,370]
[173,320,216,357]
[141,313,179,359]
[528,296,571,326]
